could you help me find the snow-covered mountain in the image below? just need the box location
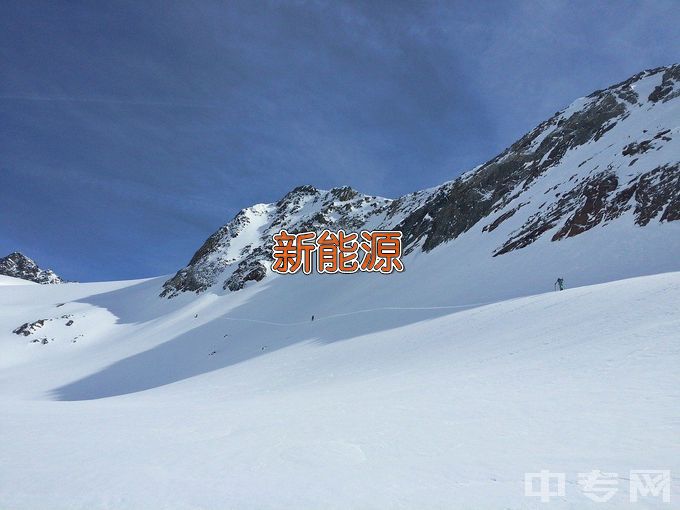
[1,65,679,509]
[0,252,63,284]
[162,64,679,297]
[2,270,679,509]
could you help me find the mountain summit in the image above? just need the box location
[162,64,679,297]
[0,252,63,284]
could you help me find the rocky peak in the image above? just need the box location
[162,64,679,297]
[0,252,63,284]
[160,187,399,297]
[330,186,359,202]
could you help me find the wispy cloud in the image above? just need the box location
[1,0,677,281]
[0,94,232,110]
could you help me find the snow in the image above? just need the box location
[167,64,679,299]
[474,71,680,258]
[1,251,679,509]
[0,275,35,286]
[1,66,678,509]
[222,204,274,261]
[559,95,594,120]
[631,71,663,105]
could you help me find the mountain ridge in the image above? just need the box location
[0,252,63,285]
[161,64,679,297]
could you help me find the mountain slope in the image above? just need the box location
[160,185,433,296]
[0,252,63,284]
[1,273,678,509]
[401,65,679,254]
[162,64,679,297]
[1,64,679,509]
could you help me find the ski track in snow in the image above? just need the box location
[220,301,497,326]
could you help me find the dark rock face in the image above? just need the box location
[402,65,678,257]
[623,129,673,157]
[162,64,680,297]
[13,319,48,336]
[398,78,630,253]
[330,186,359,202]
[160,186,407,297]
[0,252,63,284]
[12,314,75,340]
[482,204,525,233]
[636,164,680,225]
[224,248,269,292]
[551,173,619,241]
[648,65,680,103]
[495,161,679,255]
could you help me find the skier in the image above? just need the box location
[554,277,565,291]
[311,315,315,322]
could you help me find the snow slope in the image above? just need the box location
[1,65,678,509]
[0,275,35,286]
[1,268,678,509]
[161,65,680,297]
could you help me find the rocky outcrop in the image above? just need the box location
[648,65,680,103]
[12,314,74,341]
[636,164,680,225]
[397,68,649,253]
[224,251,269,292]
[0,252,63,284]
[496,161,679,255]
[13,319,48,336]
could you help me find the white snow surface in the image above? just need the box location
[1,66,679,510]
[0,275,36,286]
[1,241,679,509]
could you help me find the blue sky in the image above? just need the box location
[1,0,677,281]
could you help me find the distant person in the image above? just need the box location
[311,315,315,322]
[554,277,565,291]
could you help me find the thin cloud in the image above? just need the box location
[1,0,677,281]
[0,94,229,110]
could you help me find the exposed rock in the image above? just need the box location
[224,250,269,292]
[648,65,680,103]
[13,319,47,336]
[399,81,630,253]
[161,187,406,297]
[161,64,680,297]
[552,173,619,241]
[13,315,77,338]
[482,204,526,233]
[623,140,653,156]
[636,164,680,225]
[0,252,63,284]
